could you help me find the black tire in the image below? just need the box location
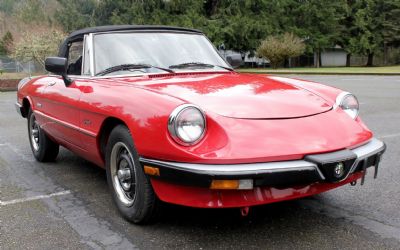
[27,109,59,162]
[105,125,159,224]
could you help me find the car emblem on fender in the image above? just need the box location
[334,162,345,178]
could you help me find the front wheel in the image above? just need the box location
[105,125,159,224]
[27,109,59,162]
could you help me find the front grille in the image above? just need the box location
[305,149,357,183]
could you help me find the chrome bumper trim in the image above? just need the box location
[349,138,386,174]
[141,138,385,180]
[141,158,324,179]
[352,138,385,161]
[15,102,23,116]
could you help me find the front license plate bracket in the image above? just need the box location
[373,153,382,179]
[361,153,382,185]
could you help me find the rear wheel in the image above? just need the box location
[27,109,59,162]
[105,125,159,224]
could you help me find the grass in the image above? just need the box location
[0,72,34,79]
[1,65,399,79]
[238,65,400,74]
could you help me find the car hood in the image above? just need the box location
[139,73,332,119]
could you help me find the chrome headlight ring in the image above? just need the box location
[335,92,359,119]
[168,104,207,146]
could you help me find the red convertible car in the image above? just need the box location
[16,25,386,223]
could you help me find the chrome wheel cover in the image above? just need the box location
[110,142,137,206]
[29,114,40,152]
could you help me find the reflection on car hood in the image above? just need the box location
[139,73,332,119]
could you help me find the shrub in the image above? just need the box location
[257,33,305,69]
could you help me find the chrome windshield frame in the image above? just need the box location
[85,30,231,77]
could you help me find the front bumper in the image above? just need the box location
[140,138,386,189]
[15,102,26,118]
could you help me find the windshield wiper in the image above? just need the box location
[168,62,234,71]
[96,64,174,76]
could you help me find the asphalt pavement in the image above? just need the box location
[0,75,399,249]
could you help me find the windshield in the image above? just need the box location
[93,32,231,75]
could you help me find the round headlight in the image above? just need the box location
[168,104,206,146]
[336,92,359,119]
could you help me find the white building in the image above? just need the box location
[316,45,347,67]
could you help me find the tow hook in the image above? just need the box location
[350,181,357,186]
[240,206,250,217]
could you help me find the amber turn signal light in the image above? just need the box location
[210,180,239,190]
[143,166,160,176]
[210,179,253,190]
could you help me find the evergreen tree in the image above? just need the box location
[0,31,13,56]
[0,0,16,13]
[348,0,384,66]
[338,0,357,66]
[49,0,400,67]
[290,0,345,67]
[380,0,400,64]
[55,0,97,32]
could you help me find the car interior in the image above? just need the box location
[67,41,83,75]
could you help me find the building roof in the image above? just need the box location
[58,25,203,57]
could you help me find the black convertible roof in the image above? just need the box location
[58,25,203,57]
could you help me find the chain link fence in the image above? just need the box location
[0,56,44,75]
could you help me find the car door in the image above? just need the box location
[40,41,84,148]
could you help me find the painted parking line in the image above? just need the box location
[339,78,367,81]
[0,190,71,206]
[379,133,400,139]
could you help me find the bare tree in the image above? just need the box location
[12,28,65,68]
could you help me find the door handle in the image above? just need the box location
[47,81,56,86]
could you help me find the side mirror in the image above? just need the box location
[226,54,243,68]
[45,57,73,86]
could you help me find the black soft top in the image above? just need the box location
[58,25,203,57]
